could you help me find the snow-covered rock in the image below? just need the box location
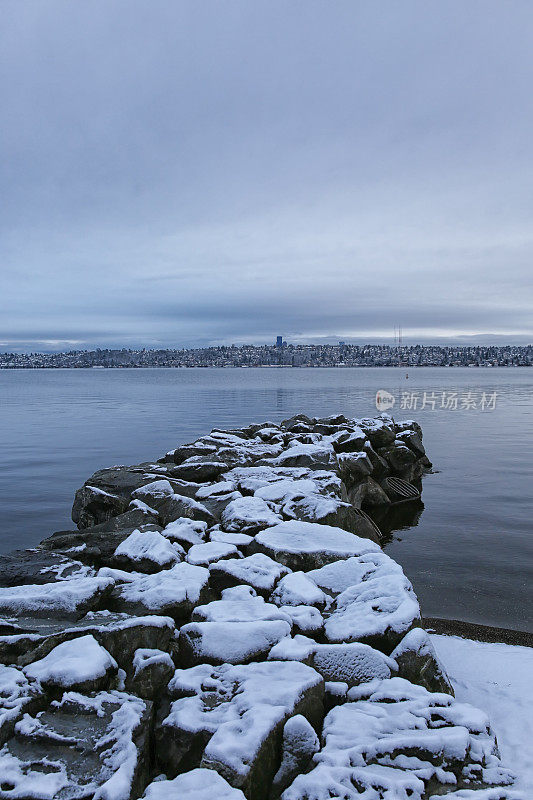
[126,647,174,699]
[271,571,329,609]
[141,769,246,800]
[23,634,117,692]
[391,627,454,695]
[271,715,320,798]
[0,689,151,800]
[0,576,115,620]
[269,638,396,687]
[186,541,239,566]
[113,528,184,572]
[221,496,282,534]
[253,520,380,571]
[0,664,41,746]
[279,605,323,635]
[324,572,420,651]
[179,619,291,665]
[113,562,210,619]
[161,517,208,548]
[157,660,324,798]
[282,677,514,800]
[210,553,291,596]
[306,551,405,596]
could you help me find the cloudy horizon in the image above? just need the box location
[2,0,533,353]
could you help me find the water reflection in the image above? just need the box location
[369,500,425,545]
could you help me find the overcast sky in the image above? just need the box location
[1,0,532,351]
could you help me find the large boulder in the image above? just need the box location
[112,562,210,620]
[281,493,381,543]
[0,549,94,588]
[221,496,282,534]
[23,634,118,694]
[156,660,324,799]
[0,576,115,621]
[209,554,291,597]
[251,521,380,572]
[390,627,455,695]
[113,528,184,573]
[178,620,291,666]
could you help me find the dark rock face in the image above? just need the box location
[0,414,516,800]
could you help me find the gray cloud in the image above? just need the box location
[1,0,532,351]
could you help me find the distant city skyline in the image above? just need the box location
[2,2,533,350]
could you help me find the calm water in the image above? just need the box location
[1,367,531,632]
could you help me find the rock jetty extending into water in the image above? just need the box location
[0,413,520,799]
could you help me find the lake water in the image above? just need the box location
[1,367,531,632]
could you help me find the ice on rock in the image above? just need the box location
[179,619,292,665]
[0,665,41,746]
[141,769,246,800]
[306,552,404,596]
[253,520,380,571]
[324,572,420,650]
[0,689,151,800]
[221,496,282,534]
[113,529,184,572]
[210,553,291,596]
[186,541,239,566]
[157,660,324,799]
[0,576,115,620]
[113,562,210,618]
[283,677,514,800]
[162,517,208,547]
[24,634,117,692]
[271,572,329,609]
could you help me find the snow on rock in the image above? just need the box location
[271,571,329,609]
[282,677,514,800]
[210,553,291,596]
[279,606,323,635]
[391,627,454,695]
[192,593,292,624]
[179,620,292,665]
[157,660,324,798]
[0,664,41,746]
[306,551,404,596]
[113,562,210,619]
[0,576,115,620]
[161,517,208,548]
[324,572,420,651]
[271,714,320,797]
[141,769,246,800]
[186,541,239,566]
[221,496,282,534]
[254,478,319,505]
[195,481,237,498]
[24,634,117,692]
[126,648,174,699]
[0,689,150,800]
[269,638,396,687]
[210,529,254,547]
[113,529,184,572]
[266,442,335,469]
[253,520,380,571]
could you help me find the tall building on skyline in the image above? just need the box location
[276,335,283,348]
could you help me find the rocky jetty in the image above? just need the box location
[0,413,520,799]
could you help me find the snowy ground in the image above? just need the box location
[430,634,533,796]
